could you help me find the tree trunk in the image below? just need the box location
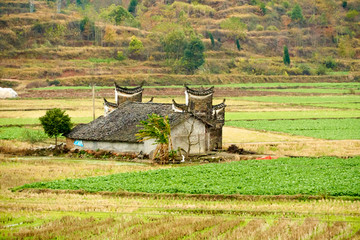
[55,136,58,148]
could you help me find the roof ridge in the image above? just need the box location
[184,84,214,96]
[114,82,144,94]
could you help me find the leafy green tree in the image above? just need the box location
[162,30,187,60]
[128,0,138,16]
[283,45,290,65]
[136,114,171,164]
[291,3,304,21]
[80,16,95,40]
[182,37,205,74]
[39,108,73,147]
[109,5,134,25]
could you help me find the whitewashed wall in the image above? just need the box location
[68,117,208,155]
[171,118,208,154]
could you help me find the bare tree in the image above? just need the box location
[183,118,200,159]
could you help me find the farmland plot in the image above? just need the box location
[1,156,360,239]
[14,157,360,196]
[226,119,360,140]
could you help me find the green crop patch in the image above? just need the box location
[13,157,360,197]
[237,96,360,105]
[0,127,48,141]
[226,118,360,140]
[225,110,360,121]
[0,117,93,126]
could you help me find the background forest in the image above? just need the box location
[0,0,359,88]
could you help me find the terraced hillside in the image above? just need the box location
[0,0,359,89]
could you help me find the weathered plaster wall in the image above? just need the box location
[83,140,143,153]
[171,118,208,154]
[116,91,142,105]
[188,94,212,117]
[67,138,158,154]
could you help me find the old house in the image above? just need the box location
[66,83,226,155]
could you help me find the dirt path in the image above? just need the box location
[19,88,333,99]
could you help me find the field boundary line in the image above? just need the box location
[18,188,360,202]
[226,117,360,122]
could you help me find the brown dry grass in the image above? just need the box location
[223,127,360,157]
[0,156,159,191]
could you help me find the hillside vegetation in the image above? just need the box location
[0,0,360,88]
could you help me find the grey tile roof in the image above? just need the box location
[66,102,190,143]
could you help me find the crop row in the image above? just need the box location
[226,118,360,140]
[14,157,360,196]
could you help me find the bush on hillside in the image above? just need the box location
[316,65,327,75]
[116,51,126,61]
[100,4,134,25]
[299,64,312,75]
[255,24,264,31]
[128,36,144,60]
[220,17,247,39]
[80,17,95,40]
[345,9,359,21]
[323,56,337,69]
[267,25,279,31]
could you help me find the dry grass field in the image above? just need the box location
[1,156,360,239]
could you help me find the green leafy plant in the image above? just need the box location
[116,51,126,61]
[14,157,360,197]
[136,114,172,164]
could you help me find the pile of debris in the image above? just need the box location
[227,144,256,155]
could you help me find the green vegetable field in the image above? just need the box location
[14,157,360,196]
[226,119,360,140]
